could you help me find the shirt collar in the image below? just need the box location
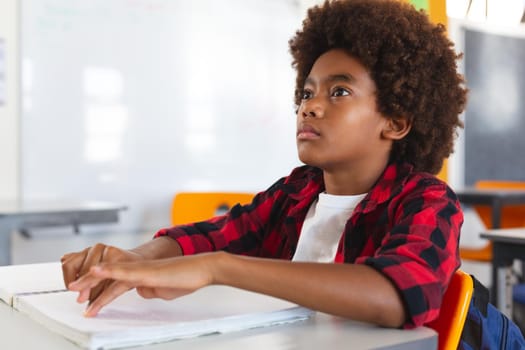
[286,162,414,213]
[359,162,414,213]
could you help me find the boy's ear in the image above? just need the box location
[381,117,411,140]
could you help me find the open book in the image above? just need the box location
[0,262,312,349]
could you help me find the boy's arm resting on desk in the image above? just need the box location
[68,252,406,328]
[68,215,457,329]
[216,254,407,328]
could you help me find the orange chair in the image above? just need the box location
[460,180,525,262]
[171,192,255,225]
[428,270,474,350]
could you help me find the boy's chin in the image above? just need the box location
[297,155,322,169]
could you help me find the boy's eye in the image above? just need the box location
[332,87,351,97]
[301,89,313,100]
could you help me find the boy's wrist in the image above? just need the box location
[207,251,234,286]
[130,236,183,260]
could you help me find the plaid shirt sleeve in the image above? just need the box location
[355,175,463,328]
[154,202,264,256]
[153,176,289,256]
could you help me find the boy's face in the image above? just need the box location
[296,49,394,173]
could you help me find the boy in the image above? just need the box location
[64,0,467,330]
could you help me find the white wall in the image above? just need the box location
[19,1,302,233]
[297,0,324,15]
[0,0,20,201]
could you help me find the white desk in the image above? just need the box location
[456,188,525,305]
[0,301,437,350]
[480,228,525,318]
[0,200,126,266]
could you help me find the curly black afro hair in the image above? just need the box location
[289,0,467,174]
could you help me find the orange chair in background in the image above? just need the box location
[428,270,474,350]
[460,180,525,262]
[171,192,255,225]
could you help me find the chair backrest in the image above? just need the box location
[427,269,474,350]
[171,192,255,225]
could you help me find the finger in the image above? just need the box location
[78,244,107,278]
[76,288,91,304]
[88,279,111,306]
[71,278,108,304]
[136,287,157,299]
[87,246,120,303]
[60,252,74,263]
[71,260,170,299]
[70,265,128,303]
[68,266,108,293]
[94,262,153,286]
[84,281,132,317]
[78,245,109,301]
[137,287,191,300]
[61,248,89,287]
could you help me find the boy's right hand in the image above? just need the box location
[61,244,145,305]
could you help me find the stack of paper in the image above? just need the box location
[0,262,312,349]
[0,262,66,305]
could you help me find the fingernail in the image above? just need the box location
[84,305,93,317]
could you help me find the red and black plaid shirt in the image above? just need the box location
[155,162,462,328]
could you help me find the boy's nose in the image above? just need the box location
[301,100,324,119]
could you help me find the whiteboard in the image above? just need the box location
[21,0,302,232]
[462,25,525,185]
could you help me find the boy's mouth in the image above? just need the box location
[297,124,321,139]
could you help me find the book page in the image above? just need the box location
[0,262,65,305]
[15,286,312,349]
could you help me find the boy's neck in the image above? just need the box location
[322,157,389,195]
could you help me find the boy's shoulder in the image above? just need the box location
[364,162,460,211]
[375,162,452,194]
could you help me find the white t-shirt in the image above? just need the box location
[292,192,366,263]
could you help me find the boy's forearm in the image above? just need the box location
[130,236,183,260]
[211,252,406,328]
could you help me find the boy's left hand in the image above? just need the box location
[67,253,217,317]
